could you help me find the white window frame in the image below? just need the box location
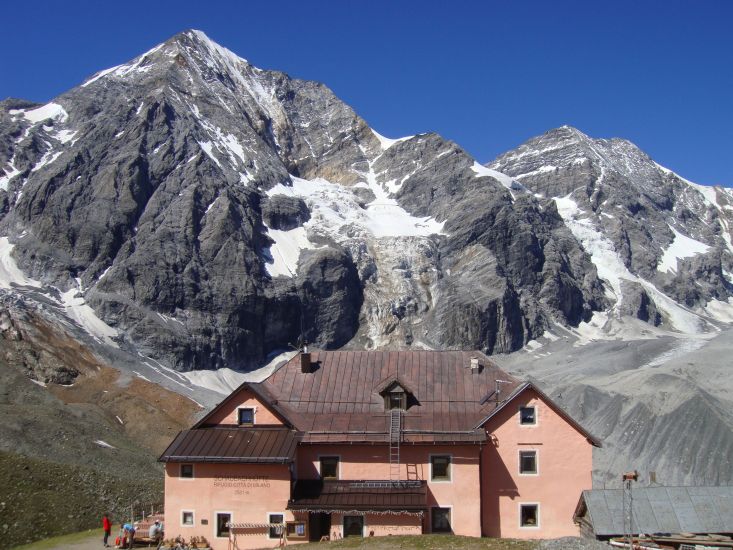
[429,453,453,483]
[180,510,195,528]
[518,449,539,476]
[237,406,256,425]
[518,502,541,529]
[266,511,285,539]
[430,504,453,533]
[318,454,341,480]
[179,463,195,480]
[214,511,233,539]
[519,404,538,427]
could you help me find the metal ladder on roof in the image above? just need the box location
[389,409,401,483]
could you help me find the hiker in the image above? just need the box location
[149,520,163,549]
[102,514,112,547]
[122,523,136,549]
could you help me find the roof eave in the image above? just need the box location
[191,382,296,429]
[474,382,602,447]
[158,430,187,462]
[287,504,426,512]
[160,456,294,464]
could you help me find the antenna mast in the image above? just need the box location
[299,293,307,352]
[622,470,638,548]
[287,291,308,354]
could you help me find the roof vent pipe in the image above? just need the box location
[495,379,512,402]
[300,348,312,373]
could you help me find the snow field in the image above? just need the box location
[264,226,315,277]
[657,225,710,274]
[470,162,524,195]
[553,196,713,334]
[0,237,118,347]
[371,129,412,150]
[81,43,164,87]
[0,237,41,289]
[10,102,69,124]
[264,173,444,278]
[0,161,21,191]
[60,285,119,348]
[181,351,296,394]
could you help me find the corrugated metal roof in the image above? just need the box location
[159,428,300,463]
[259,350,523,440]
[577,487,733,536]
[288,480,427,511]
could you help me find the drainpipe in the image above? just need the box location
[479,440,485,537]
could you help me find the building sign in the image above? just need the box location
[376,525,419,534]
[213,475,271,495]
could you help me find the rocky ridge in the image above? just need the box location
[488,126,733,335]
[0,30,606,371]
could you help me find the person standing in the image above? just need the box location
[102,514,112,547]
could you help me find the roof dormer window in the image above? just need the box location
[375,375,418,412]
[388,391,406,411]
[383,383,407,411]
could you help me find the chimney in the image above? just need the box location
[300,347,312,373]
[469,357,481,372]
[649,471,657,485]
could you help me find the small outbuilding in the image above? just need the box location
[574,486,733,540]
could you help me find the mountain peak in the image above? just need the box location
[79,29,252,90]
[549,125,592,143]
[172,29,250,65]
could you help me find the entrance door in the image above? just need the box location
[308,513,331,542]
[343,515,364,537]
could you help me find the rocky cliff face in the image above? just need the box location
[487,126,733,335]
[0,30,606,370]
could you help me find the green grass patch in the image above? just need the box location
[296,535,538,549]
[11,529,98,550]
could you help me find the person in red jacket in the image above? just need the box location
[102,514,112,547]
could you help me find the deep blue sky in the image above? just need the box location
[3,1,731,186]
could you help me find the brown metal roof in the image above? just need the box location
[258,350,522,441]
[159,427,300,463]
[288,480,427,512]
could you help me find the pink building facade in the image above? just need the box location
[160,351,599,549]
